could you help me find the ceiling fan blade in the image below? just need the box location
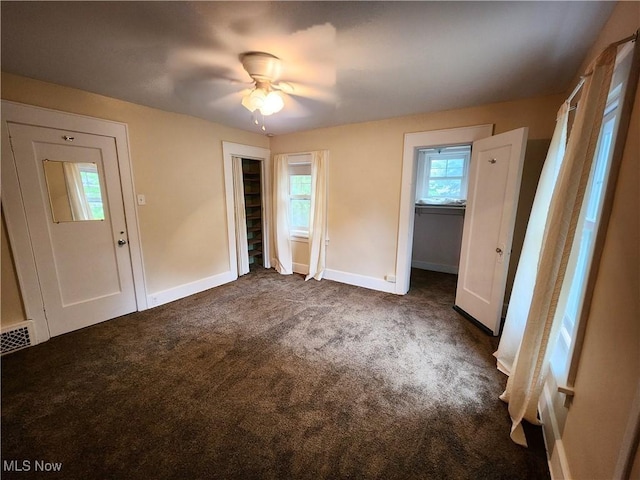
[279,93,337,119]
[207,90,247,110]
[280,95,312,118]
[168,47,249,83]
[286,83,337,105]
[174,76,245,106]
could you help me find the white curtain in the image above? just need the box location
[232,156,250,276]
[272,153,293,274]
[494,103,569,376]
[498,45,617,446]
[63,162,93,221]
[305,150,329,281]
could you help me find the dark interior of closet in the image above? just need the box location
[242,158,263,268]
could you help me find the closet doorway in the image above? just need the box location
[411,144,471,276]
[239,158,265,270]
[222,142,271,280]
[396,125,528,335]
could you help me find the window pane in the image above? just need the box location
[416,145,471,203]
[290,198,310,229]
[428,179,461,197]
[430,159,447,170]
[291,175,311,195]
[586,116,614,221]
[447,158,464,170]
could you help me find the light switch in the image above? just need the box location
[137,194,146,206]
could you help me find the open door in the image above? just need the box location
[455,127,528,335]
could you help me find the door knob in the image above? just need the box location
[117,239,128,246]
[496,247,503,255]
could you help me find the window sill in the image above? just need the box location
[415,204,466,216]
[290,232,309,243]
[289,233,330,245]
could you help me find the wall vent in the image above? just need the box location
[1,321,35,355]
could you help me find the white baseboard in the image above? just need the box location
[411,260,458,274]
[147,270,237,308]
[293,262,309,275]
[323,268,396,294]
[540,380,572,480]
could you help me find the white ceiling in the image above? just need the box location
[1,1,615,135]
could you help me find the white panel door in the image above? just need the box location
[455,127,528,335]
[8,123,137,336]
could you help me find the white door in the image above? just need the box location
[8,123,137,336]
[455,127,528,335]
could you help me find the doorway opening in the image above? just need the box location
[397,125,528,335]
[395,124,493,296]
[222,141,271,280]
[241,158,265,269]
[411,144,470,281]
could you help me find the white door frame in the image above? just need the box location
[222,142,271,276]
[395,124,494,294]
[1,100,148,344]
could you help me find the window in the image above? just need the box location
[550,43,632,384]
[416,145,471,205]
[289,161,311,237]
[78,163,105,220]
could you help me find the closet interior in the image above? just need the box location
[242,159,263,268]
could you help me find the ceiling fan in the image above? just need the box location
[169,38,336,132]
[238,52,290,121]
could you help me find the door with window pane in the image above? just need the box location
[7,123,137,336]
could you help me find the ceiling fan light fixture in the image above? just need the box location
[261,91,284,115]
[239,52,286,130]
[241,88,266,112]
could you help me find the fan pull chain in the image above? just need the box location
[250,110,268,133]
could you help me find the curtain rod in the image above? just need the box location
[567,77,586,104]
[611,29,638,49]
[566,29,638,107]
[280,150,323,158]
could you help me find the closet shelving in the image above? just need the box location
[242,160,263,266]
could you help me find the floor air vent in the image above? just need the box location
[1,322,35,355]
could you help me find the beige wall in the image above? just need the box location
[271,94,562,284]
[2,74,559,324]
[1,72,268,322]
[548,2,640,478]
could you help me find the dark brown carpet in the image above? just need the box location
[1,267,550,479]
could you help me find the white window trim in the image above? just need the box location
[416,145,471,204]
